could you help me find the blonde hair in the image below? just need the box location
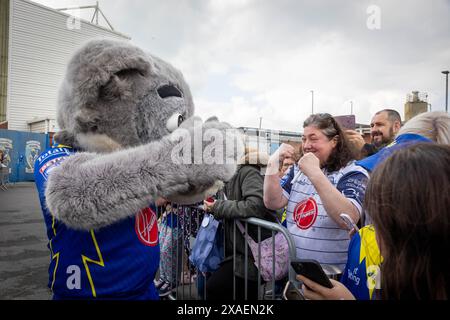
[239,146,269,166]
[398,111,450,144]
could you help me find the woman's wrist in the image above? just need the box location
[305,167,324,182]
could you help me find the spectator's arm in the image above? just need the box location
[308,170,367,229]
[263,144,294,210]
[299,152,368,229]
[213,168,267,220]
[263,160,289,210]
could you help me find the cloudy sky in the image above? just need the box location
[32,0,450,132]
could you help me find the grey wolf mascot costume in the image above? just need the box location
[34,39,243,299]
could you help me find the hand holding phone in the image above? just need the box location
[291,259,333,289]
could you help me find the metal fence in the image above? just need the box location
[230,217,297,300]
[0,166,10,190]
[154,203,342,300]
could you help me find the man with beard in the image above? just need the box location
[346,109,402,158]
[370,109,402,148]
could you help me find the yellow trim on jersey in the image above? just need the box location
[55,144,72,149]
[49,240,60,292]
[81,230,105,298]
[281,208,287,223]
[358,225,383,299]
[51,216,57,237]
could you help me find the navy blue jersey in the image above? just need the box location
[34,145,160,299]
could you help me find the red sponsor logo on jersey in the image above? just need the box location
[293,198,318,230]
[135,208,158,247]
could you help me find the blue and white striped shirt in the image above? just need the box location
[281,161,369,271]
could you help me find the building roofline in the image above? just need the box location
[26,117,55,124]
[24,0,131,39]
[238,126,303,136]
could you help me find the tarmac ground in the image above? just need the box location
[0,182,52,300]
[0,182,199,300]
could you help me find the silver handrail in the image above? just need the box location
[239,217,298,299]
[161,206,342,300]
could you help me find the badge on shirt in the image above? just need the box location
[293,197,318,230]
[135,208,158,247]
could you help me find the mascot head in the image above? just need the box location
[55,39,194,152]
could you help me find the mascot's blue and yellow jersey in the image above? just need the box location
[34,145,160,300]
[340,225,383,300]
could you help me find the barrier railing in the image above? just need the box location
[156,203,300,300]
[156,204,203,300]
[0,167,11,190]
[233,217,297,300]
[156,203,343,300]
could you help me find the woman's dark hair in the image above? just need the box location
[365,143,450,299]
[303,113,356,172]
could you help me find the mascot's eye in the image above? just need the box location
[166,113,185,132]
[157,85,182,98]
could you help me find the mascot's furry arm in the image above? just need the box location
[44,39,243,231]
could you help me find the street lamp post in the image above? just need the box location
[425,93,432,112]
[350,101,353,115]
[311,90,314,114]
[442,71,449,112]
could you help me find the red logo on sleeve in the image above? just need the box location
[293,198,318,230]
[135,208,158,247]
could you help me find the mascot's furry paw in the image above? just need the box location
[161,116,244,204]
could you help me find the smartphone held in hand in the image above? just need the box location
[291,259,334,289]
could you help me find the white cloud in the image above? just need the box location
[31,0,450,132]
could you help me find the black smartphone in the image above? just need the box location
[291,259,334,289]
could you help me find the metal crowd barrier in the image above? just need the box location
[0,167,11,191]
[155,203,297,300]
[155,204,204,301]
[233,217,297,300]
[156,204,342,300]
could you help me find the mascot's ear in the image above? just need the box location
[71,41,153,106]
[99,68,145,102]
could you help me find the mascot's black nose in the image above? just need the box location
[157,84,182,98]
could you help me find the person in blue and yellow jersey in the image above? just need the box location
[340,225,382,300]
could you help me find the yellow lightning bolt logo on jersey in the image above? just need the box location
[81,230,105,298]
